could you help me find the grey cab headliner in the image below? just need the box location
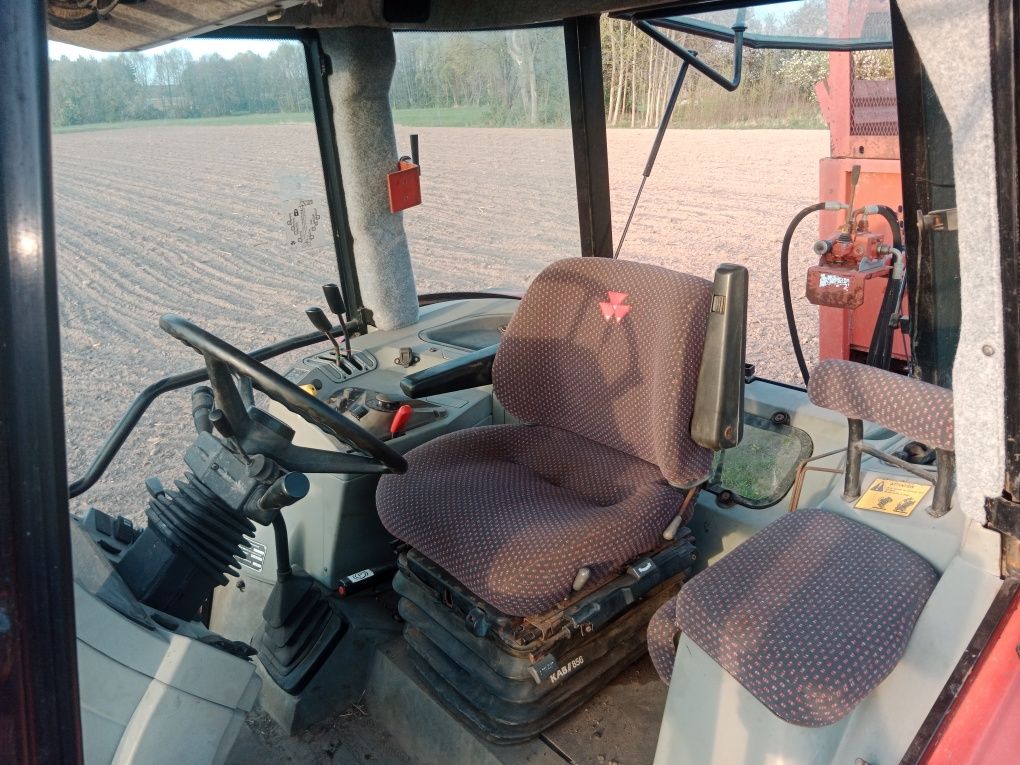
[48,0,694,52]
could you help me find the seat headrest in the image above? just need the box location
[492,257,714,487]
[808,360,954,451]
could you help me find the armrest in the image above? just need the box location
[691,263,748,450]
[400,343,499,398]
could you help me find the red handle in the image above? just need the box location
[390,404,414,437]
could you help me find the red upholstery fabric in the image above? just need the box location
[376,424,687,616]
[647,594,681,683]
[659,509,937,726]
[808,360,954,451]
[493,257,714,488]
[378,258,716,616]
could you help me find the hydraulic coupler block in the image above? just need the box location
[806,230,889,309]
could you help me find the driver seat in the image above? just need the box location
[377,257,715,615]
[375,256,740,739]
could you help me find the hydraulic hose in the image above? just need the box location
[781,202,827,387]
[869,204,903,249]
[866,252,903,370]
[862,204,905,370]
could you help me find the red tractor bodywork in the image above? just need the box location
[814,0,909,364]
[921,586,1020,764]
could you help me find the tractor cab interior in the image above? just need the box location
[13,0,1017,763]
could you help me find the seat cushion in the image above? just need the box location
[671,509,938,726]
[647,594,682,683]
[376,424,686,616]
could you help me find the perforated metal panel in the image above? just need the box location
[850,46,899,137]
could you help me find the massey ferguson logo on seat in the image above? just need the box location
[599,291,631,322]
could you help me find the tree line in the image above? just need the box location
[601,2,893,130]
[49,7,893,130]
[390,28,570,126]
[49,43,312,126]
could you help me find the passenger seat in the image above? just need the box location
[648,361,952,726]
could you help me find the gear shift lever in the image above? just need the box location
[321,283,355,364]
[305,307,342,368]
[322,282,347,319]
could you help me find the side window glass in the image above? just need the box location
[600,12,897,385]
[50,39,335,516]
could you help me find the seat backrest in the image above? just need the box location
[492,257,714,487]
[808,359,956,517]
[808,359,954,451]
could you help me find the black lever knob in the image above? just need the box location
[258,471,310,514]
[208,408,234,439]
[191,386,215,434]
[305,306,333,334]
[322,284,347,318]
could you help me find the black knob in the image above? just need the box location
[208,409,234,440]
[191,386,215,434]
[305,306,333,334]
[258,472,310,514]
[322,284,347,318]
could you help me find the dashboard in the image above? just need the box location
[244,296,519,588]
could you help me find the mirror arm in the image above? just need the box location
[634,13,746,92]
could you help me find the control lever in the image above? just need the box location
[390,404,414,438]
[321,284,355,364]
[305,306,343,368]
[258,472,310,515]
[322,282,347,318]
[209,409,250,461]
[191,386,214,434]
[845,164,861,232]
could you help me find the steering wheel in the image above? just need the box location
[159,314,407,475]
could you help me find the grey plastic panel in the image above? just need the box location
[419,312,514,351]
[75,582,260,764]
[688,378,984,574]
[653,555,999,765]
[654,376,1003,764]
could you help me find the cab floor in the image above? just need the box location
[228,650,667,765]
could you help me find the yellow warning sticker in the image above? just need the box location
[855,478,931,517]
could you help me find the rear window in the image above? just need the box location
[707,411,813,508]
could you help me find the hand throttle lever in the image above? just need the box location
[390,403,414,438]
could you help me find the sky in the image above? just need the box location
[48,38,283,61]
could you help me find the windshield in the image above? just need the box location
[391,28,582,294]
[652,0,892,50]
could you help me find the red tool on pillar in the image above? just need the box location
[387,134,422,213]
